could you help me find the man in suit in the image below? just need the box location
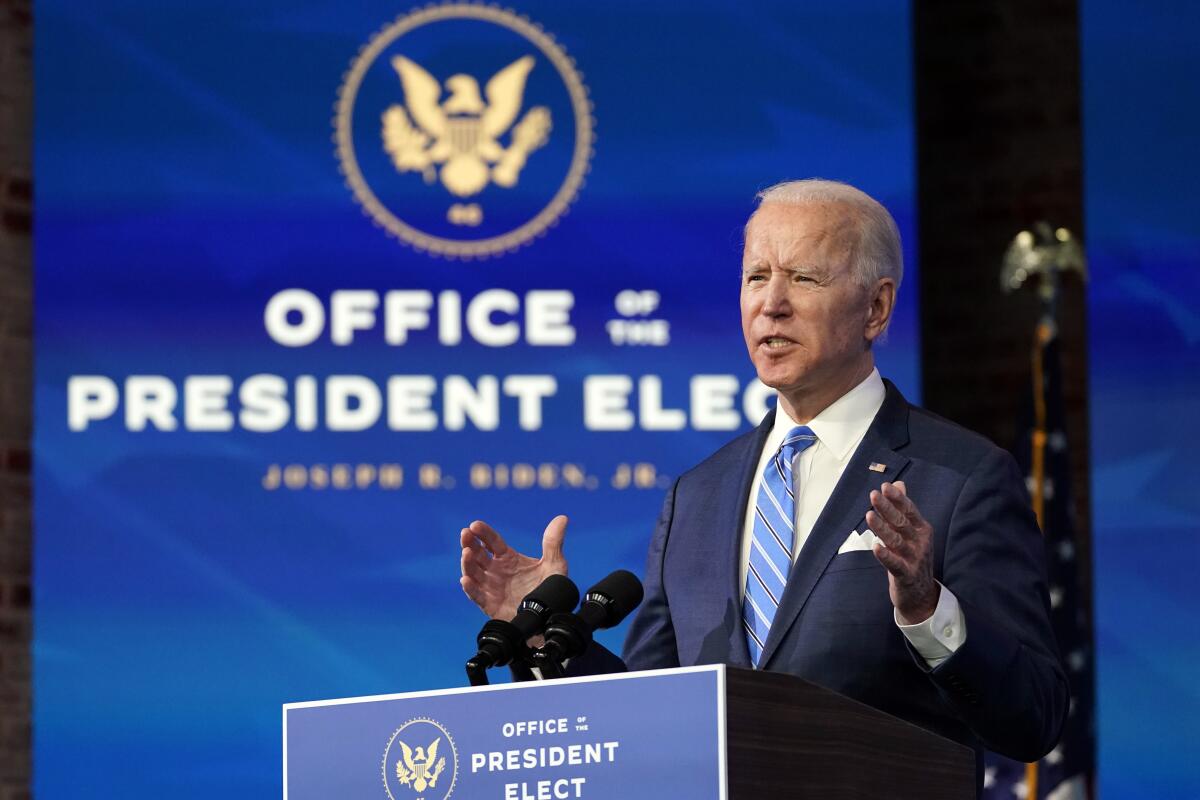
[459,179,1068,771]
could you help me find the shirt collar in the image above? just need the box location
[772,368,886,460]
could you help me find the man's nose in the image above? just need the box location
[762,275,791,317]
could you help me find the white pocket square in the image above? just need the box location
[837,529,884,554]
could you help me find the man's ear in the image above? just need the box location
[864,278,896,343]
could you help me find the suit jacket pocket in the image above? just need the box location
[823,550,883,574]
[809,551,892,620]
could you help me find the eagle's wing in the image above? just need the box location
[399,741,417,774]
[481,56,535,138]
[382,105,433,170]
[391,56,446,137]
[425,738,440,766]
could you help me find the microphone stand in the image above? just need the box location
[465,656,490,687]
[511,657,538,682]
[529,650,565,679]
[465,641,540,686]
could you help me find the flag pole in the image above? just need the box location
[1024,318,1054,799]
[1001,222,1086,799]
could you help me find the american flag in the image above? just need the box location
[983,325,1094,800]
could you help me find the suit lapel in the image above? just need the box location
[719,407,775,669]
[758,381,912,669]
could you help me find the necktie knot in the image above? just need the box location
[778,425,818,468]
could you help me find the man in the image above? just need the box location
[460,179,1068,776]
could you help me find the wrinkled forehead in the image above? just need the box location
[742,201,861,269]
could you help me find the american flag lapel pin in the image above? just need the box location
[868,462,887,472]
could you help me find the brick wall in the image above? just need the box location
[913,0,1092,674]
[0,0,31,797]
[914,0,1089,533]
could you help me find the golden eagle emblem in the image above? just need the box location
[382,55,552,200]
[394,736,446,793]
[336,3,593,256]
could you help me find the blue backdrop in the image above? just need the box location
[33,2,917,798]
[1083,2,1200,797]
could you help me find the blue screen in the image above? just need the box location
[1083,2,1200,797]
[33,2,917,797]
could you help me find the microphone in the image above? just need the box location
[532,570,644,669]
[466,574,579,684]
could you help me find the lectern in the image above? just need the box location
[284,665,975,800]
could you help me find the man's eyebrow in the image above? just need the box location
[781,262,829,277]
[779,260,818,271]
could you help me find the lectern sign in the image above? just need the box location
[284,667,725,800]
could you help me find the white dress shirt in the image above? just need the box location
[739,368,966,667]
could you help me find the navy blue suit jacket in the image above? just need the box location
[571,381,1068,767]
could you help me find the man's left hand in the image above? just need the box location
[867,480,939,624]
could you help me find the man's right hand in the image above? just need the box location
[459,516,569,620]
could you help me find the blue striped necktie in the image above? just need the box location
[743,425,818,667]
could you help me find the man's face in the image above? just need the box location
[740,201,877,402]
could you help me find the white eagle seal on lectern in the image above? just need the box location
[382,717,458,800]
[382,55,552,198]
[394,736,446,792]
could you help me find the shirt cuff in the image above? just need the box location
[894,582,967,668]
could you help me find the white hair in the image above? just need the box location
[752,178,904,292]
